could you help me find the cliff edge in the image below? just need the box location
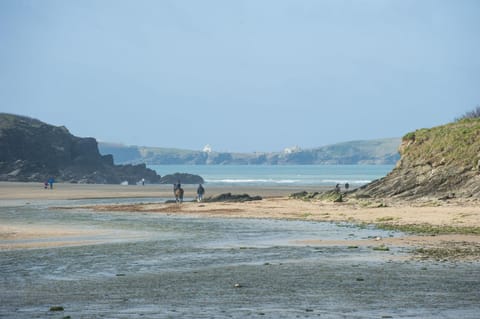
[354,119,480,199]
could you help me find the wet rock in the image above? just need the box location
[204,193,262,202]
[49,306,64,311]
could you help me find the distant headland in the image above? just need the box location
[98,138,401,165]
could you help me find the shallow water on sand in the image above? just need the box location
[1,200,479,318]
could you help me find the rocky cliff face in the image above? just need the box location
[354,119,480,199]
[0,113,161,184]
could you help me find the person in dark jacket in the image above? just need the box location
[197,184,205,202]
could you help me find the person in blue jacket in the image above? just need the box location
[48,177,55,189]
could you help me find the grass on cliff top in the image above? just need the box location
[401,118,480,168]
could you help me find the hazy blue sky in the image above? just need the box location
[1,0,479,152]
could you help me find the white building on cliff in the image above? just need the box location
[203,144,212,153]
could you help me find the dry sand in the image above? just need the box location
[0,181,321,200]
[1,181,479,260]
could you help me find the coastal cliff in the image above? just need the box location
[0,113,161,184]
[354,119,480,199]
[99,138,400,165]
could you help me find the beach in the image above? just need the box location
[1,181,479,259]
[2,182,480,318]
[0,181,324,200]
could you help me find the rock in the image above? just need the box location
[204,193,262,202]
[289,191,309,199]
[0,113,162,184]
[159,172,204,184]
[354,118,480,199]
[289,190,342,202]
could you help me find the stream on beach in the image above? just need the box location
[1,199,479,319]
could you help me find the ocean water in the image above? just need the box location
[149,164,394,187]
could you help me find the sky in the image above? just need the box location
[1,0,479,152]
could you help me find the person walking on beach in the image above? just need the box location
[197,184,205,202]
[48,177,55,189]
[173,181,184,204]
[173,181,181,199]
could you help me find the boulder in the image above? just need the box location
[204,192,262,202]
[159,172,204,184]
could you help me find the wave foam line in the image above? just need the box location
[205,179,301,184]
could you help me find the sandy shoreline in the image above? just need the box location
[0,181,323,200]
[1,182,479,260]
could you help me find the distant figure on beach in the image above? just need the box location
[141,178,145,186]
[197,184,205,202]
[344,182,349,191]
[173,181,183,203]
[175,187,184,203]
[335,183,341,192]
[44,180,48,189]
[173,181,181,194]
[48,177,55,189]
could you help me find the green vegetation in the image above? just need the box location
[456,106,480,121]
[359,200,388,208]
[400,118,480,169]
[372,245,390,251]
[415,245,480,261]
[377,223,480,235]
[375,216,396,222]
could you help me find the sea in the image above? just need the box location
[148,164,394,187]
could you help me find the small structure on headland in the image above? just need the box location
[203,144,212,153]
[284,145,301,154]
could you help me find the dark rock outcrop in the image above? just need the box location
[159,172,204,184]
[354,119,480,199]
[204,192,262,202]
[0,113,162,184]
[289,190,345,202]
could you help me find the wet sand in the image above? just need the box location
[0,181,322,200]
[1,181,480,260]
[1,182,480,318]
